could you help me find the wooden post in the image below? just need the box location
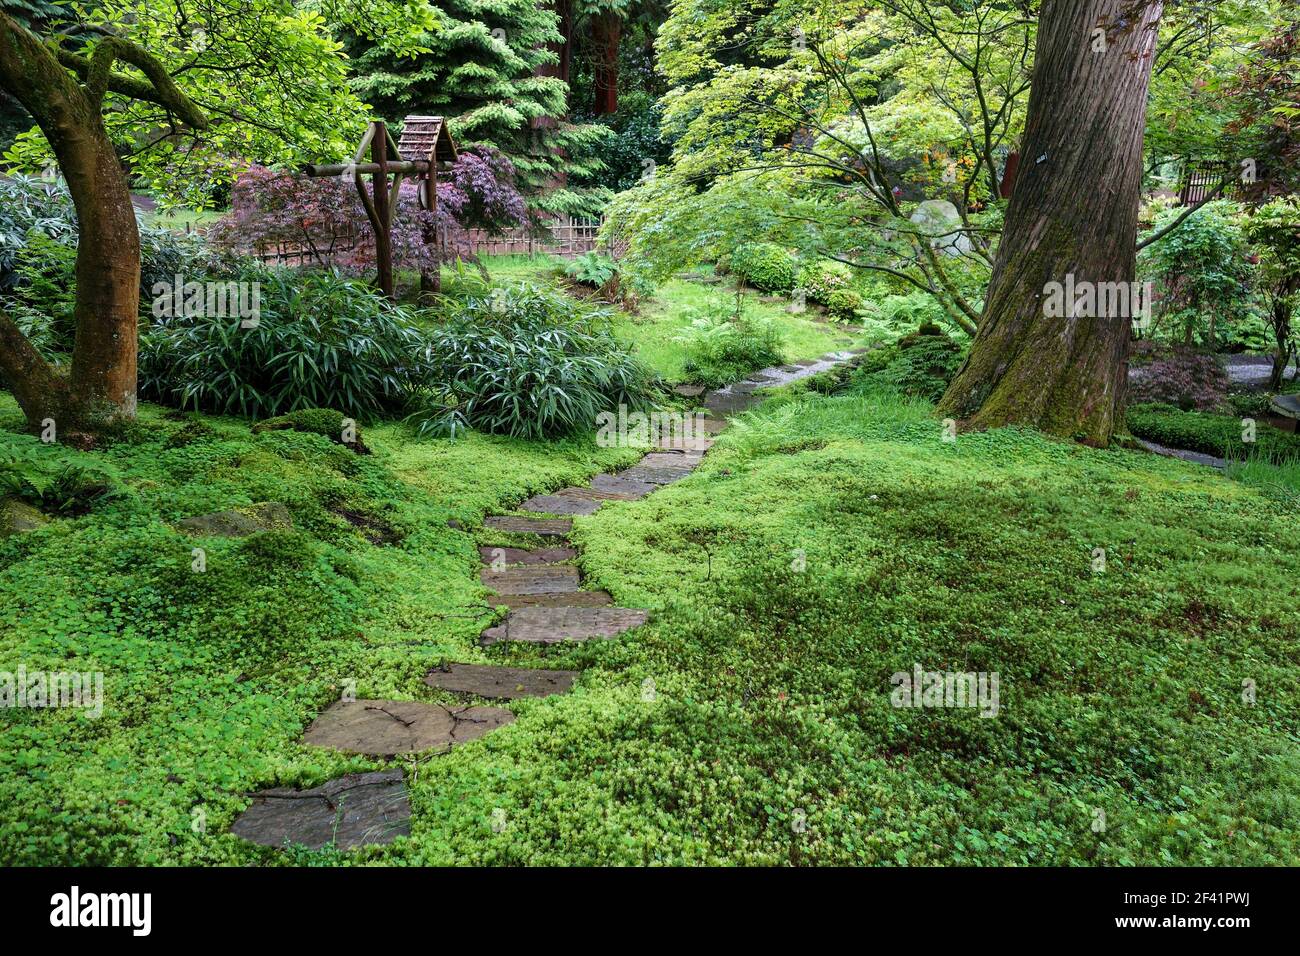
[370,122,395,299]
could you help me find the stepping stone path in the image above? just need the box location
[231,770,411,850]
[231,349,867,852]
[302,699,514,756]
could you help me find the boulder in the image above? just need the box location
[177,502,292,537]
[909,200,973,257]
[0,498,49,538]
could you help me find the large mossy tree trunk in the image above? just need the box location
[0,11,204,438]
[937,0,1164,447]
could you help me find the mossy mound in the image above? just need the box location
[252,409,370,454]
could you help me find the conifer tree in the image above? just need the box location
[347,0,611,217]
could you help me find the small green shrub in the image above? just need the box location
[731,243,796,293]
[826,288,865,323]
[1126,403,1300,462]
[252,408,368,452]
[407,283,659,440]
[795,259,853,305]
[675,302,785,387]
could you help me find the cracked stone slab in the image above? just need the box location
[589,474,658,499]
[488,590,614,609]
[230,770,410,851]
[481,564,581,595]
[480,606,649,645]
[484,516,573,536]
[303,699,514,755]
[520,494,602,516]
[479,546,577,566]
[424,663,580,700]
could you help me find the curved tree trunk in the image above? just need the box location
[0,12,151,434]
[938,0,1164,446]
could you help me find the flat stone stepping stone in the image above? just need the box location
[230,770,410,851]
[696,417,729,435]
[520,493,601,516]
[618,452,704,485]
[704,392,762,416]
[640,452,704,468]
[673,384,706,397]
[481,564,580,595]
[484,516,572,536]
[618,464,697,485]
[303,699,514,755]
[551,485,638,502]
[657,435,714,452]
[178,501,292,538]
[488,590,614,609]
[479,545,577,566]
[589,474,658,499]
[481,606,649,646]
[424,663,579,700]
[1134,439,1226,470]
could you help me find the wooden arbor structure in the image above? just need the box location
[302,116,457,299]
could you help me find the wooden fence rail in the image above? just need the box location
[246,217,603,267]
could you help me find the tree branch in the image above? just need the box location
[54,37,207,128]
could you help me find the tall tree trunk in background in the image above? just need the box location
[555,0,573,90]
[937,0,1164,446]
[592,11,620,115]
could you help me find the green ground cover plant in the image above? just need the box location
[2,376,1296,865]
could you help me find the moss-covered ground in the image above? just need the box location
[3,366,1297,864]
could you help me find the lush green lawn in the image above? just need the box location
[2,372,1297,864]
[466,254,856,382]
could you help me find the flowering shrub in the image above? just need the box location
[1128,342,1230,411]
[210,146,526,272]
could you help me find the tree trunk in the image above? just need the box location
[592,11,620,115]
[999,151,1020,199]
[937,0,1164,447]
[1269,286,1296,390]
[0,12,142,433]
